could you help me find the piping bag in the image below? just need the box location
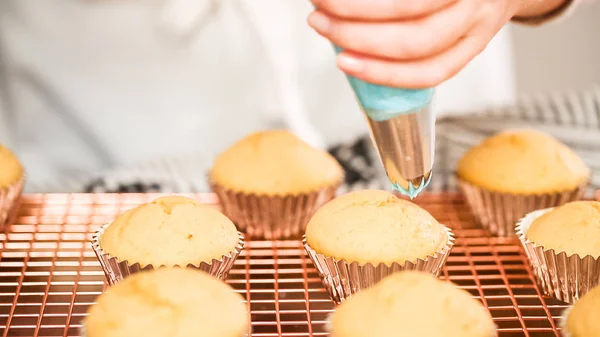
[334,46,435,199]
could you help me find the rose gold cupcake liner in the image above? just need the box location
[211,183,339,240]
[303,226,455,304]
[0,177,25,231]
[458,177,587,237]
[91,223,244,285]
[516,209,600,304]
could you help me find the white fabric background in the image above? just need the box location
[0,0,583,192]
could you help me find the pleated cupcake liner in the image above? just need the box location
[303,226,455,304]
[458,177,587,237]
[91,223,244,285]
[0,177,25,231]
[210,182,339,240]
[516,209,600,304]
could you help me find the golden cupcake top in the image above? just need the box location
[100,196,239,267]
[564,285,600,337]
[329,271,496,337]
[457,129,589,194]
[526,201,600,258]
[84,268,248,337]
[0,145,23,187]
[304,189,448,266]
[210,130,343,195]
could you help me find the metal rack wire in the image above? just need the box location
[0,193,578,337]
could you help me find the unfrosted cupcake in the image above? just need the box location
[83,268,249,337]
[92,196,243,284]
[561,284,600,337]
[210,130,343,239]
[0,145,25,229]
[457,129,589,237]
[328,271,496,337]
[303,189,453,303]
[516,201,600,303]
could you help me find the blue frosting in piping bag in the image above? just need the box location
[334,45,434,197]
[333,45,434,121]
[347,78,435,121]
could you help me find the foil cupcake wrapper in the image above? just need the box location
[91,223,245,285]
[303,226,455,304]
[0,177,25,231]
[211,182,339,240]
[458,177,587,237]
[516,209,600,304]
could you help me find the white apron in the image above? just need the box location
[0,0,516,191]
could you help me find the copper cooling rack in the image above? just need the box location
[0,193,577,337]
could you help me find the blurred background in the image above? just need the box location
[512,1,600,92]
[0,0,598,194]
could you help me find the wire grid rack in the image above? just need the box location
[0,193,580,337]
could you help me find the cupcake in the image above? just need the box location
[83,268,249,337]
[457,129,589,237]
[516,201,600,303]
[210,130,343,239]
[0,145,24,229]
[561,284,600,337]
[328,271,496,337]
[92,196,243,284]
[303,189,454,303]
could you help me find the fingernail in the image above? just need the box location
[307,11,330,34]
[337,54,366,73]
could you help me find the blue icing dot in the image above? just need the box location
[334,45,434,121]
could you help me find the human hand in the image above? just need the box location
[308,0,568,88]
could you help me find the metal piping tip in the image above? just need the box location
[363,105,435,199]
[390,171,432,199]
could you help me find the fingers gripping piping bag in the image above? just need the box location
[334,46,435,198]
